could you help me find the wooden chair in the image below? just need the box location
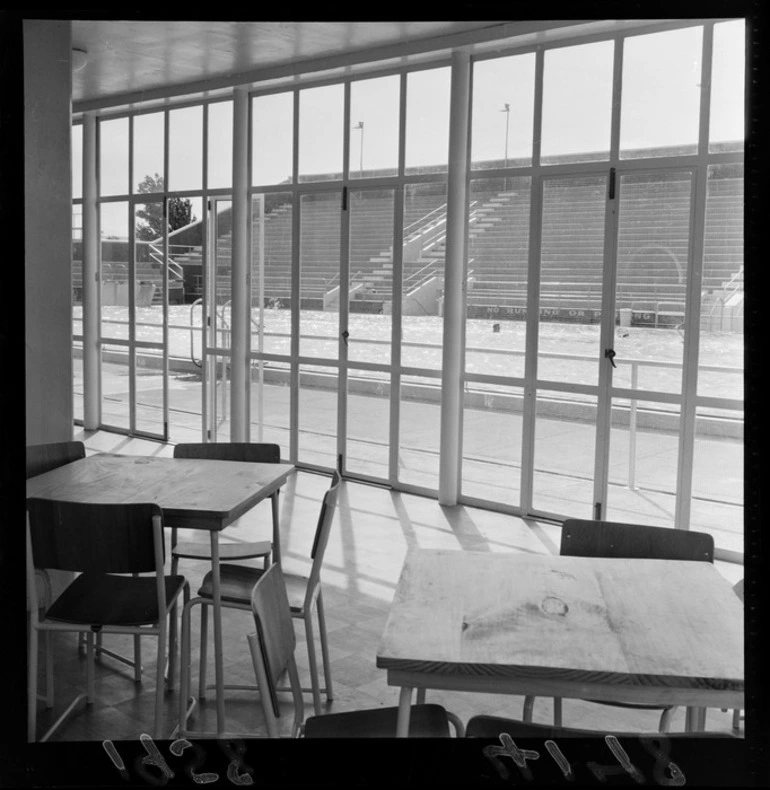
[170,443,281,573]
[248,563,464,737]
[169,443,281,693]
[26,498,189,741]
[731,579,744,734]
[523,518,715,733]
[26,442,147,681]
[26,441,87,707]
[466,715,735,739]
[179,472,341,735]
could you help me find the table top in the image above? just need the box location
[26,453,295,530]
[376,548,744,697]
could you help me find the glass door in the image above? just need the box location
[596,168,695,526]
[530,173,609,519]
[204,197,233,442]
[296,189,343,469]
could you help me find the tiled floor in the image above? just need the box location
[31,430,744,741]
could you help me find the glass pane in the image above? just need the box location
[169,106,203,191]
[465,176,531,376]
[251,193,293,354]
[133,346,165,437]
[350,75,400,178]
[73,341,83,424]
[133,112,164,194]
[252,92,294,186]
[207,352,231,443]
[99,117,129,196]
[250,359,290,457]
[402,182,446,369]
[134,201,165,313]
[300,192,340,358]
[472,53,535,169]
[299,84,343,183]
[169,195,201,306]
[405,67,450,174]
[72,205,83,324]
[101,343,130,430]
[532,392,596,517]
[167,298,204,445]
[691,407,743,554]
[208,100,233,189]
[538,176,606,385]
[298,364,338,467]
[541,41,613,165]
[614,172,693,395]
[462,383,523,507]
[604,398,681,526]
[72,123,82,200]
[100,202,129,341]
[620,26,703,159]
[347,370,390,480]
[348,189,394,365]
[210,201,233,348]
[699,164,743,400]
[710,20,745,153]
[399,374,440,490]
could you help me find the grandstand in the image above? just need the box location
[73,160,742,328]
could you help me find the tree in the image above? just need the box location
[135,173,196,241]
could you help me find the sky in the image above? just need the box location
[79,21,744,238]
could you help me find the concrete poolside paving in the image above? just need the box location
[80,360,743,556]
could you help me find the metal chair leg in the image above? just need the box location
[315,590,333,702]
[198,604,208,700]
[522,695,535,722]
[28,623,39,742]
[303,611,323,716]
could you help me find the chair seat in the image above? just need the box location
[303,704,451,738]
[173,539,272,561]
[197,563,308,610]
[46,573,186,627]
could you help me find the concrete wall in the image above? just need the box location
[24,20,73,445]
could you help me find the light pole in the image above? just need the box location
[353,121,364,177]
[500,103,510,168]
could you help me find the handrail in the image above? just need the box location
[147,242,184,280]
[189,298,203,368]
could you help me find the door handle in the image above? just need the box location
[604,348,617,368]
[342,330,349,347]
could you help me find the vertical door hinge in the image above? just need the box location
[342,187,348,211]
[608,168,616,200]
[594,502,602,520]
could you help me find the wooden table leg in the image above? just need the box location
[396,686,413,737]
[271,492,281,567]
[210,532,225,734]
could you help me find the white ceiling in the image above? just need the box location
[69,19,688,113]
[71,21,509,108]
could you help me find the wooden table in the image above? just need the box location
[26,452,295,735]
[376,548,744,737]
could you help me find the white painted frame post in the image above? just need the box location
[82,113,101,429]
[439,49,471,506]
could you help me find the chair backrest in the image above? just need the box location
[309,470,342,570]
[173,442,280,463]
[249,563,305,733]
[26,498,163,575]
[26,441,86,480]
[560,519,714,563]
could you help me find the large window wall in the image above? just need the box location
[73,18,744,559]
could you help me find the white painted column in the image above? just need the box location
[230,87,250,441]
[438,50,471,505]
[82,113,100,429]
